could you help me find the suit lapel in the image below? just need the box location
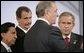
[16,27,26,38]
[68,33,77,52]
[69,33,75,47]
[1,44,8,52]
[69,33,77,46]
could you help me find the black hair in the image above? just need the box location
[16,6,31,18]
[1,22,15,40]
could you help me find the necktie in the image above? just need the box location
[65,36,69,48]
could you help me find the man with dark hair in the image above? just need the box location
[24,1,66,52]
[1,22,17,52]
[11,6,32,52]
[58,12,83,52]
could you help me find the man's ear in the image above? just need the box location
[1,33,5,38]
[17,17,21,23]
[45,9,49,15]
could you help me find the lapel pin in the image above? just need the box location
[73,40,77,44]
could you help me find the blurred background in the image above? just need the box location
[1,1,83,35]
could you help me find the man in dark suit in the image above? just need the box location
[58,12,83,52]
[11,6,32,52]
[24,1,67,52]
[1,22,17,52]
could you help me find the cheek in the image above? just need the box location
[59,24,64,29]
[53,12,56,17]
[20,19,26,23]
[21,21,26,25]
[8,36,13,42]
[9,36,15,45]
[53,18,56,22]
[19,21,23,25]
[59,25,64,31]
[69,25,73,29]
[51,13,55,18]
[69,27,73,31]
[5,36,12,44]
[52,14,56,20]
[29,19,32,23]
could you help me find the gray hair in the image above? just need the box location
[36,1,55,17]
[59,12,75,23]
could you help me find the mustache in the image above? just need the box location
[25,23,31,25]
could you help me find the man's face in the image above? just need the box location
[48,3,58,24]
[3,27,17,46]
[18,11,32,30]
[58,16,74,35]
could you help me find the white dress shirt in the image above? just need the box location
[17,25,31,33]
[1,41,12,52]
[37,18,50,25]
[62,33,71,42]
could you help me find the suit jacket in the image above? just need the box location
[48,27,83,52]
[11,27,26,52]
[49,26,68,52]
[24,20,67,52]
[68,32,83,52]
[1,44,7,52]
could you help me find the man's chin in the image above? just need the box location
[25,26,30,29]
[12,40,16,44]
[64,32,70,35]
[10,42,15,46]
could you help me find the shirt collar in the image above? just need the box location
[1,41,11,52]
[17,25,29,33]
[37,18,50,25]
[62,33,71,39]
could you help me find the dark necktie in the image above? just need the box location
[65,36,69,48]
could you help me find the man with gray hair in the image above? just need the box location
[24,1,66,52]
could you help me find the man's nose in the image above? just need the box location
[64,24,69,28]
